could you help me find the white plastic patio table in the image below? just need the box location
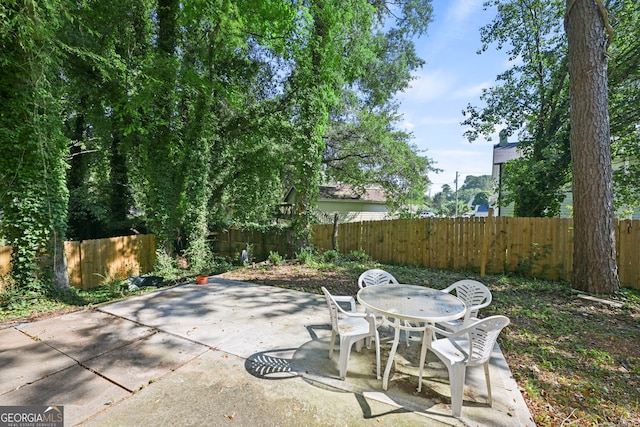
[357,284,467,390]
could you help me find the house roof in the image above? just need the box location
[282,184,387,204]
[319,184,387,203]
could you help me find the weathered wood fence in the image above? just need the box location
[311,216,640,290]
[209,228,296,260]
[2,217,639,290]
[0,234,156,290]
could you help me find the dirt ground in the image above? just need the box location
[217,262,364,296]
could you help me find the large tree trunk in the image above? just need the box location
[565,0,619,293]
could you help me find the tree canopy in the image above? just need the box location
[428,175,494,217]
[464,0,640,218]
[0,0,435,288]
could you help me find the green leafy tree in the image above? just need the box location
[61,0,154,240]
[608,1,640,212]
[465,0,640,217]
[0,0,70,289]
[459,175,494,192]
[322,107,433,212]
[1,0,440,287]
[463,0,570,217]
[472,191,491,207]
[285,0,434,244]
[320,0,435,213]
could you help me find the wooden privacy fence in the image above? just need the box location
[0,234,156,290]
[210,228,295,261]
[2,218,639,290]
[312,216,640,290]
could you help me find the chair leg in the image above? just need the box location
[374,331,381,380]
[404,321,410,346]
[484,361,493,407]
[449,363,466,418]
[338,336,354,380]
[329,331,336,358]
[416,329,430,392]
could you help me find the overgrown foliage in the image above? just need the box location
[0,1,70,289]
[1,1,435,295]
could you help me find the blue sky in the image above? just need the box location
[396,0,509,194]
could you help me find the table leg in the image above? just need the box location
[417,325,434,392]
[382,318,401,390]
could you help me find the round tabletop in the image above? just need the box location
[357,284,467,323]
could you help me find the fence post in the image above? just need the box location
[480,208,493,277]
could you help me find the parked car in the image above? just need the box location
[419,211,436,218]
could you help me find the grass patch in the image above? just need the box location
[0,277,177,323]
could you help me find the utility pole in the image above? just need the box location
[455,171,459,217]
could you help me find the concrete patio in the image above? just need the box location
[0,278,534,426]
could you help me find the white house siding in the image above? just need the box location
[315,200,391,223]
[492,142,640,219]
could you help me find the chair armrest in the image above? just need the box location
[440,284,455,294]
[333,295,357,312]
[343,311,366,318]
[365,313,379,334]
[424,321,474,338]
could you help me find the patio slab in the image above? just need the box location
[0,278,534,426]
[17,310,157,361]
[0,364,130,427]
[82,331,209,392]
[0,327,76,395]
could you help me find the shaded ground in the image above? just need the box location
[219,261,640,426]
[2,259,638,425]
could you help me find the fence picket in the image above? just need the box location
[2,218,639,290]
[315,217,637,289]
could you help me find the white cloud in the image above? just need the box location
[451,81,491,99]
[400,119,415,131]
[400,69,456,102]
[419,116,461,126]
[448,0,484,24]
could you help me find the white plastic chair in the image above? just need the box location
[321,287,381,380]
[439,280,492,331]
[417,315,510,418]
[357,269,399,288]
[358,269,412,345]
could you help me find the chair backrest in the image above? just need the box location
[442,280,492,318]
[358,269,399,289]
[321,287,340,332]
[464,315,510,366]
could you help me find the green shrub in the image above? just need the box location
[296,247,317,265]
[323,249,339,263]
[343,249,371,263]
[268,251,283,265]
[153,250,179,278]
